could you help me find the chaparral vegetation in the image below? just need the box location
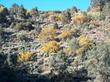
[0,0,110,82]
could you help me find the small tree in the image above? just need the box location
[30,7,39,20]
[10,3,19,15]
[0,5,8,23]
[17,5,26,18]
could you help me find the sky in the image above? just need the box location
[0,0,90,11]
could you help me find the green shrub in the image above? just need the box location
[14,22,34,31]
[0,28,4,41]
[85,42,110,78]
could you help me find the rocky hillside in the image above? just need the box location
[0,3,110,82]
